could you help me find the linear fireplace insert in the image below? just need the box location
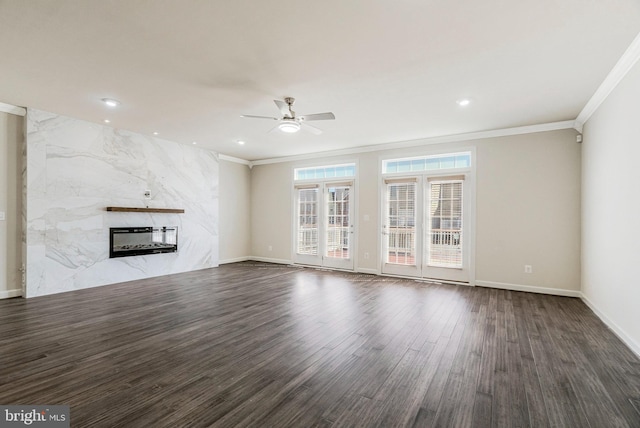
[109,226,178,258]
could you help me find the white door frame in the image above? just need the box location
[378,149,476,285]
[381,178,422,277]
[293,185,322,266]
[322,183,355,270]
[292,180,356,271]
[422,176,470,283]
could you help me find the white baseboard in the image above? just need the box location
[475,280,581,297]
[249,256,293,265]
[0,288,22,299]
[219,256,252,264]
[221,257,376,272]
[356,268,378,275]
[579,292,640,358]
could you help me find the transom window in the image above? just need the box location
[382,152,471,174]
[294,163,356,181]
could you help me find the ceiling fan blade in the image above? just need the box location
[274,100,290,117]
[241,115,278,120]
[301,122,323,135]
[298,112,335,121]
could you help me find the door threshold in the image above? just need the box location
[293,263,354,273]
[379,272,472,287]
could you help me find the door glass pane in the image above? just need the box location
[386,183,416,265]
[428,181,463,268]
[326,186,350,259]
[297,188,318,255]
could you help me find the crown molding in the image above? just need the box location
[575,30,640,128]
[218,154,252,166]
[250,120,577,166]
[0,102,26,116]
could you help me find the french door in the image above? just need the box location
[294,182,354,270]
[382,175,470,283]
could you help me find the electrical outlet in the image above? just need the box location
[0,211,5,221]
[364,252,369,259]
[268,245,273,252]
[524,265,533,274]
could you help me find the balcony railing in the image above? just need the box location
[386,228,462,268]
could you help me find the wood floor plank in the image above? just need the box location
[477,291,497,396]
[529,315,591,427]
[505,339,530,427]
[431,295,487,427]
[471,391,492,427]
[352,347,432,427]
[416,288,477,426]
[520,356,551,428]
[0,262,638,427]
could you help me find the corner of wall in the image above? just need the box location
[579,292,640,358]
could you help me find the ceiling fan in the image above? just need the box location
[241,97,335,135]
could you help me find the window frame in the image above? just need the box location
[294,163,356,182]
[382,152,472,175]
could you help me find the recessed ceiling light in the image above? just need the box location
[104,119,110,123]
[101,98,121,107]
[237,140,245,145]
[457,98,471,107]
[278,120,301,133]
[153,132,159,136]
[192,141,197,145]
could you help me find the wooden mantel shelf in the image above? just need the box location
[106,207,185,214]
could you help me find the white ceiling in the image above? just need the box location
[1,1,639,161]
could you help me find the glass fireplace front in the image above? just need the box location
[109,226,178,258]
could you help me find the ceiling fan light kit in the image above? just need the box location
[242,97,335,135]
[278,120,301,133]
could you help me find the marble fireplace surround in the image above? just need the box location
[24,109,219,297]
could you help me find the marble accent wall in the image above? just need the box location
[24,109,219,297]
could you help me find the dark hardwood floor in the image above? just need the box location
[1,262,639,427]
